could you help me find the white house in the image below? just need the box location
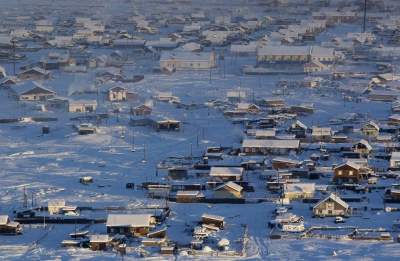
[68,100,98,113]
[159,51,216,71]
[108,86,127,102]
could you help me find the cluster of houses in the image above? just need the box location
[3,0,400,259]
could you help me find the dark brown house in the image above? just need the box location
[333,162,362,184]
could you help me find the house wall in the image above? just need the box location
[313,201,348,217]
[69,103,97,113]
[20,93,54,101]
[108,90,127,101]
[333,166,361,183]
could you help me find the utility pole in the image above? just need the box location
[12,38,16,75]
[131,127,135,152]
[142,144,147,163]
[363,0,367,33]
[23,186,27,209]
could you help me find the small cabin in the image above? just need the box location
[201,214,225,229]
[131,104,152,116]
[283,183,315,200]
[106,214,155,237]
[209,167,244,182]
[90,235,110,251]
[69,100,97,113]
[176,190,205,203]
[155,120,180,131]
[0,215,22,235]
[18,84,56,101]
[108,86,127,102]
[333,161,362,184]
[214,181,244,199]
[168,167,188,180]
[361,121,379,137]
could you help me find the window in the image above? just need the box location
[338,170,342,175]
[349,170,353,176]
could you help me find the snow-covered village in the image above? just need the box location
[1,0,400,259]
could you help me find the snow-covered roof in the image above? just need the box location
[284,183,315,193]
[106,214,152,228]
[335,161,361,170]
[215,181,243,192]
[313,193,349,210]
[89,234,110,243]
[209,167,243,177]
[242,139,300,149]
[160,51,214,62]
[201,214,224,222]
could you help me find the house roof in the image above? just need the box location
[20,85,55,96]
[334,161,361,170]
[292,120,308,130]
[284,183,315,193]
[19,67,50,76]
[215,181,243,192]
[176,190,204,197]
[89,234,110,243]
[355,139,372,151]
[209,167,243,177]
[201,214,225,222]
[160,51,213,62]
[106,214,152,228]
[242,139,300,149]
[364,121,380,131]
[313,193,349,210]
[109,86,127,92]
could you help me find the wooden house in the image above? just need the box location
[333,161,362,184]
[214,181,244,199]
[159,51,216,71]
[361,121,380,137]
[108,86,127,102]
[289,120,308,138]
[283,183,315,200]
[89,235,110,251]
[209,167,243,182]
[313,193,350,217]
[201,214,225,229]
[131,104,152,116]
[168,167,188,180]
[155,119,180,131]
[106,214,155,237]
[0,215,22,235]
[68,100,97,113]
[304,60,327,73]
[17,83,56,101]
[176,190,205,203]
[352,139,372,156]
[312,127,332,142]
[18,67,50,81]
[236,103,261,114]
[272,157,300,170]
